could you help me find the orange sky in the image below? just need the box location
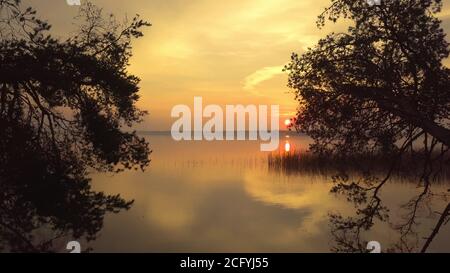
[22,0,450,130]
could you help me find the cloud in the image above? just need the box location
[243,65,285,90]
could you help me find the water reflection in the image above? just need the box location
[0,121,133,252]
[89,133,450,253]
[2,128,449,252]
[0,0,150,252]
[329,173,450,253]
[284,141,291,153]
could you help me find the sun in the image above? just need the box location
[284,119,291,127]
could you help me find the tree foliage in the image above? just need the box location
[285,0,450,252]
[1,0,151,172]
[286,0,450,156]
[0,0,150,251]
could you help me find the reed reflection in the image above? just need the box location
[267,143,450,252]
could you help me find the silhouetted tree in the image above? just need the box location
[328,171,450,253]
[285,0,450,156]
[1,0,151,172]
[285,0,450,252]
[0,119,133,252]
[0,0,151,251]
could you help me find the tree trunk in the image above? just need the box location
[343,85,450,147]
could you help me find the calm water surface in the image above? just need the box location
[89,133,450,252]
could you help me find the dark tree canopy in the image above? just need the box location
[286,0,450,156]
[1,1,151,172]
[0,121,133,252]
[0,0,151,251]
[285,0,450,252]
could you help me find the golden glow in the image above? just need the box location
[243,65,286,91]
[284,119,291,127]
[25,0,450,131]
[284,141,291,152]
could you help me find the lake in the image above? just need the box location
[88,132,450,252]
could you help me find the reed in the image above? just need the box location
[268,150,450,181]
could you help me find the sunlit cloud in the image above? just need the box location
[22,0,450,130]
[243,65,286,90]
[242,171,350,235]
